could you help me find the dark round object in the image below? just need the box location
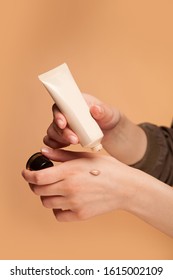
[26,152,53,171]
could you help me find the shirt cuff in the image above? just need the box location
[131,121,173,186]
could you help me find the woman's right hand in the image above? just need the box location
[43,93,121,149]
[43,93,147,165]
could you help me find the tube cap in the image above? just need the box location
[91,143,103,152]
[26,152,54,171]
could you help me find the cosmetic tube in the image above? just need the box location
[38,63,103,151]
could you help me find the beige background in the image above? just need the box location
[0,0,173,259]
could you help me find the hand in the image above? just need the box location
[43,93,121,149]
[22,148,128,222]
[22,148,173,236]
[43,93,147,165]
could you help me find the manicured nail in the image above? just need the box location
[68,135,78,144]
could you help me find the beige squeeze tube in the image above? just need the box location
[38,63,103,151]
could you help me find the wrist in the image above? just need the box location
[102,114,147,165]
[122,168,173,236]
[107,159,142,212]
[115,165,142,211]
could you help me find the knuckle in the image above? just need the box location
[76,209,88,220]
[63,178,74,192]
[32,172,44,185]
[66,184,76,196]
[70,198,80,210]
[68,194,81,211]
[64,178,78,195]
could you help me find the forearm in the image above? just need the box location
[102,114,147,165]
[123,168,173,237]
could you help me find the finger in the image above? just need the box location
[46,123,64,142]
[61,127,79,144]
[52,104,67,129]
[46,122,78,145]
[53,209,80,222]
[41,195,69,210]
[43,135,68,149]
[22,164,66,185]
[30,181,66,196]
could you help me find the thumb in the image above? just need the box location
[90,104,120,130]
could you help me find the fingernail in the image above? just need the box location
[57,118,65,129]
[95,105,104,114]
[41,147,52,154]
[68,135,78,144]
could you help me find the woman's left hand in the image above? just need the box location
[22,148,128,222]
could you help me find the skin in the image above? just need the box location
[43,94,147,165]
[22,93,173,237]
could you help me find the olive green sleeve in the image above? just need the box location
[131,122,173,186]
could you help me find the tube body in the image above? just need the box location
[38,63,103,151]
